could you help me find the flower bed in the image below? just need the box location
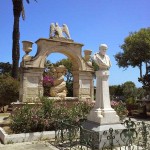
[0,97,94,144]
[10,97,94,134]
[111,100,128,120]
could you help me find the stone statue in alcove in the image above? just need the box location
[50,65,67,99]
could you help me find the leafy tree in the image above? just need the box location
[0,62,12,75]
[109,85,123,100]
[110,82,148,102]
[136,87,147,100]
[122,81,137,104]
[12,0,37,79]
[115,28,150,91]
[115,85,124,97]
[109,85,117,97]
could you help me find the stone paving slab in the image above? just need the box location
[0,141,59,150]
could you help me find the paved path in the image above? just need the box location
[0,141,59,150]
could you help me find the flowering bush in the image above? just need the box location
[10,97,94,133]
[43,75,54,87]
[43,75,54,96]
[111,100,128,120]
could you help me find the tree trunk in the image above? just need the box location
[146,62,148,74]
[139,63,142,78]
[12,0,22,79]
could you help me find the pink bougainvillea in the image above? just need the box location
[43,75,54,87]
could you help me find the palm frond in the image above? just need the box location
[21,2,25,20]
[26,0,37,3]
[26,0,30,3]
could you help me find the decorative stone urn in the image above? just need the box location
[22,41,33,62]
[22,41,33,53]
[84,50,92,66]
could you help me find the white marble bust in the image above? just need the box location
[93,44,111,70]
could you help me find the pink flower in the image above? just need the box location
[43,75,54,87]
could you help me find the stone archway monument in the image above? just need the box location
[19,23,94,102]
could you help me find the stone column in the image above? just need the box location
[78,71,94,100]
[72,71,79,97]
[19,68,44,103]
[87,70,120,125]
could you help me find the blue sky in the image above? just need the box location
[0,0,150,87]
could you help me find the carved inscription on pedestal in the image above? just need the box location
[27,76,39,87]
[26,76,39,97]
[27,87,39,96]
[80,88,90,95]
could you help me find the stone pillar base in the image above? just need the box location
[87,107,120,125]
[82,121,126,149]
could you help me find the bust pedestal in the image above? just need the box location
[87,70,120,124]
[82,70,124,149]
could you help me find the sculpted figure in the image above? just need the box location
[49,23,55,38]
[55,22,63,37]
[49,22,71,39]
[50,65,67,99]
[62,24,71,39]
[93,44,111,70]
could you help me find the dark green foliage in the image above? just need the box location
[10,97,94,133]
[0,74,19,107]
[115,28,150,68]
[109,85,123,100]
[66,81,73,97]
[138,73,150,91]
[136,88,147,100]
[122,81,137,100]
[110,81,147,102]
[115,28,150,92]
[0,62,12,75]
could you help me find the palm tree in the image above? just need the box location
[12,0,37,79]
